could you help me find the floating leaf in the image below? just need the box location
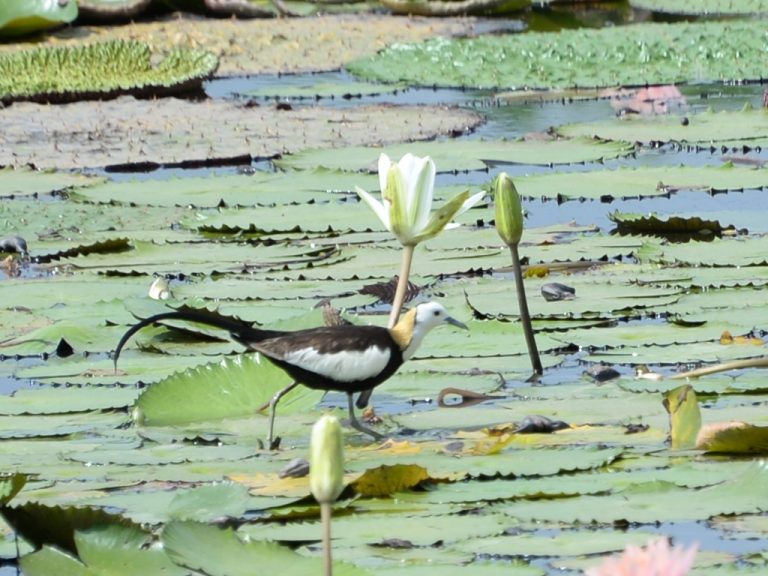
[133,354,323,427]
[348,20,768,89]
[630,0,768,15]
[696,421,768,454]
[0,0,77,39]
[610,212,732,239]
[559,107,768,144]
[351,464,431,497]
[663,384,702,450]
[0,40,218,104]
[1,502,141,554]
[162,521,368,576]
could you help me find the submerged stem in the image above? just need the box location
[321,502,333,576]
[388,244,415,329]
[510,244,543,376]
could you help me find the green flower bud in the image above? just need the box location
[310,415,344,504]
[494,172,524,247]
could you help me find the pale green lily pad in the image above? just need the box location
[451,274,681,320]
[498,460,768,524]
[454,529,658,558]
[0,0,77,39]
[514,164,768,201]
[0,40,218,104]
[0,387,138,415]
[638,235,768,267]
[59,240,346,276]
[558,107,768,144]
[0,99,483,170]
[71,169,377,208]
[0,411,128,440]
[133,354,323,427]
[0,168,104,198]
[275,138,633,172]
[630,0,768,15]
[162,521,369,576]
[348,20,768,89]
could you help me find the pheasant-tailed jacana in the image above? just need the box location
[114,302,467,448]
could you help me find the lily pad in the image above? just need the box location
[275,138,633,172]
[630,0,768,15]
[0,0,77,39]
[348,20,768,89]
[0,40,218,104]
[0,99,483,170]
[558,107,768,145]
[514,164,768,201]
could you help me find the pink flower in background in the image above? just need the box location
[586,538,698,576]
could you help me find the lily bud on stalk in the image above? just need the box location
[493,173,542,376]
[310,414,344,504]
[310,415,344,576]
[494,173,524,247]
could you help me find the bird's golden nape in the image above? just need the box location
[113,302,467,448]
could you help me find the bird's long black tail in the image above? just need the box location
[113,309,281,370]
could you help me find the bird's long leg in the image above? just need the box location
[346,393,385,441]
[267,380,300,449]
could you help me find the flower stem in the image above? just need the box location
[321,502,333,576]
[388,244,415,328]
[509,244,542,375]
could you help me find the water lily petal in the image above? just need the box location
[377,154,392,195]
[413,189,470,244]
[409,155,436,231]
[384,165,413,243]
[356,186,390,231]
[457,190,486,216]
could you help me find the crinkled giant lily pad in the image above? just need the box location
[0,40,218,105]
[348,20,768,89]
[0,14,476,76]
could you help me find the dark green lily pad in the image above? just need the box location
[348,20,768,89]
[609,212,733,238]
[0,0,77,39]
[0,40,218,105]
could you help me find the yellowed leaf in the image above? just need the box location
[696,421,768,454]
[351,464,430,498]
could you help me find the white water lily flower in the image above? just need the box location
[356,153,484,247]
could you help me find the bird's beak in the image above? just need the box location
[446,316,469,331]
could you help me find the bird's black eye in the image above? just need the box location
[433,310,440,317]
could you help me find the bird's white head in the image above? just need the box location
[392,301,468,361]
